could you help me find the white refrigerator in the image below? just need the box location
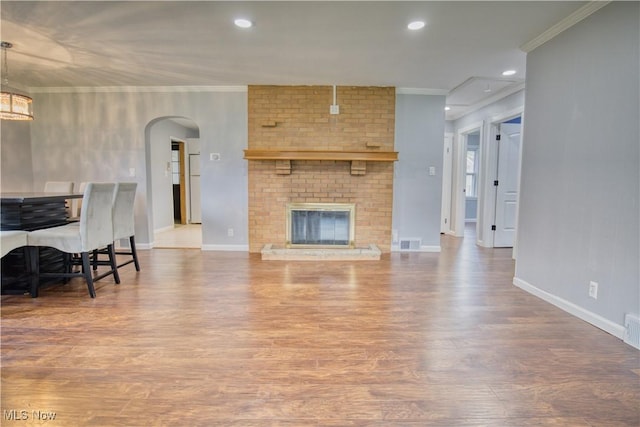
[189,154,202,223]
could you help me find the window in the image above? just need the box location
[466,148,479,198]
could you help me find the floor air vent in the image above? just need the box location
[623,314,640,350]
[399,238,421,252]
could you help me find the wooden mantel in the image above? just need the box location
[243,150,398,162]
[243,149,398,175]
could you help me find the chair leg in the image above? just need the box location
[81,252,96,298]
[28,246,40,298]
[130,236,140,271]
[63,252,71,283]
[92,249,98,271]
[108,244,121,284]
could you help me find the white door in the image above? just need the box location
[441,134,453,233]
[189,154,202,223]
[493,122,521,247]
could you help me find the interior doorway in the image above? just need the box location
[144,116,202,249]
[464,131,480,225]
[171,140,187,225]
[452,122,483,239]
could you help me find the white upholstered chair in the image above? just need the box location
[27,183,120,298]
[112,182,140,271]
[92,182,140,272]
[1,230,29,258]
[69,181,87,222]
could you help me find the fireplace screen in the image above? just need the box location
[286,203,355,248]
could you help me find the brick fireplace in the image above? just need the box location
[246,85,396,253]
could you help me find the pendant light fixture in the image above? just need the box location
[1,41,33,121]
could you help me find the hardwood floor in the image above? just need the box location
[2,234,638,426]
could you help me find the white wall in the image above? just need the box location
[515,2,639,336]
[27,88,248,247]
[393,93,446,251]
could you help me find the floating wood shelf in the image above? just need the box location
[243,150,398,162]
[244,150,398,176]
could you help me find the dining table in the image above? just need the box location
[1,191,84,295]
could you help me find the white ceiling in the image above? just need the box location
[0,1,587,120]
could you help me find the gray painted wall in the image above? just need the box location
[5,89,448,253]
[516,2,639,329]
[465,199,477,221]
[393,94,446,250]
[26,89,248,247]
[1,120,33,191]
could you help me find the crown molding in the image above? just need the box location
[396,87,449,96]
[520,1,611,53]
[29,85,248,94]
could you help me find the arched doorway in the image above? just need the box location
[144,116,201,248]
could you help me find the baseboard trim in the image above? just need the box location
[513,276,625,339]
[391,245,441,253]
[201,244,249,252]
[136,243,153,250]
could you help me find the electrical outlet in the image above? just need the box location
[589,281,598,299]
[227,228,234,237]
[330,104,340,115]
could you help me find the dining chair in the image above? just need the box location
[27,183,120,298]
[68,182,87,222]
[92,182,140,272]
[44,181,74,193]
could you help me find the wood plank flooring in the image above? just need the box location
[2,233,639,426]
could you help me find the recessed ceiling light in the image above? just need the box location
[502,69,516,76]
[234,18,253,28]
[408,21,425,30]
[444,106,451,111]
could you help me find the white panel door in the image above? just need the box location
[494,123,521,247]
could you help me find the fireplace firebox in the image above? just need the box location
[286,203,355,248]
